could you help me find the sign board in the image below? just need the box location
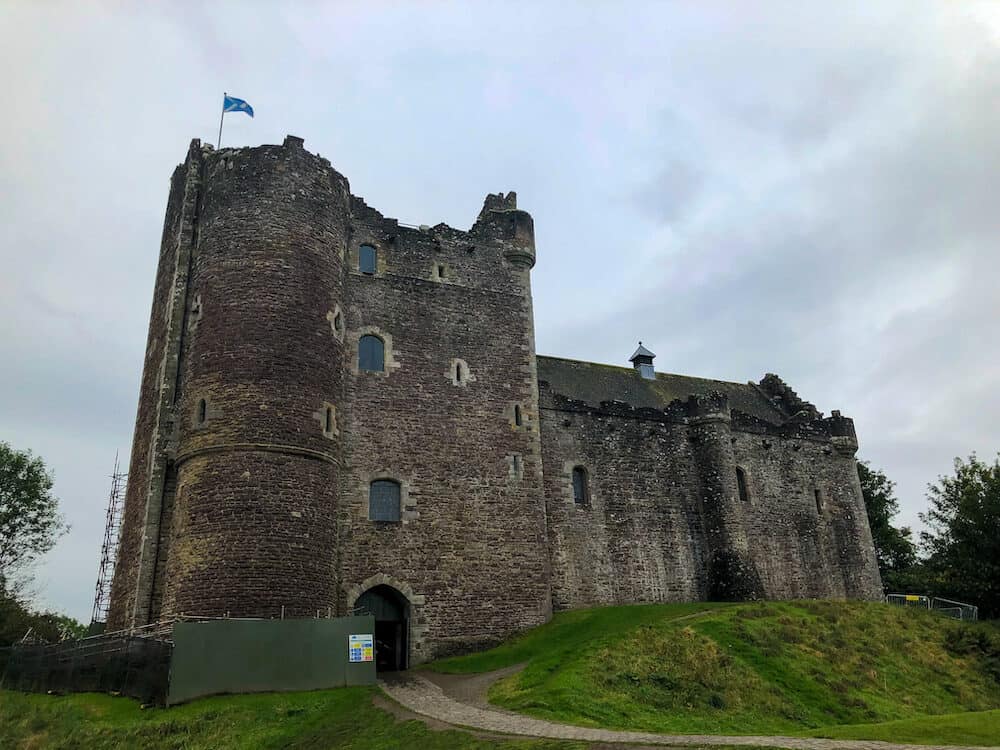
[348,633,374,663]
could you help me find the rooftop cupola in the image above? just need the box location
[629,342,656,380]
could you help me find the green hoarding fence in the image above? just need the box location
[168,615,377,705]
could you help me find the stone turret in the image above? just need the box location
[685,393,763,601]
[109,136,351,627]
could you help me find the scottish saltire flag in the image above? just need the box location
[223,95,254,117]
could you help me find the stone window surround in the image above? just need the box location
[509,402,530,430]
[350,326,401,376]
[326,305,345,342]
[355,469,418,524]
[187,293,203,331]
[507,453,524,481]
[563,460,595,509]
[431,261,450,282]
[448,357,476,387]
[736,465,752,505]
[349,237,386,277]
[313,401,338,438]
[191,394,218,428]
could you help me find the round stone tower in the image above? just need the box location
[108,136,352,626]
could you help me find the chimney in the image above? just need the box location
[629,342,656,380]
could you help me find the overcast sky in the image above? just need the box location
[2,2,998,622]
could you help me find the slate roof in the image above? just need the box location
[536,355,787,424]
[629,343,655,361]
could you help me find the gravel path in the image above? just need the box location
[380,670,999,750]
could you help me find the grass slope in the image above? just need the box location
[0,687,581,750]
[805,709,1000,746]
[433,600,1000,741]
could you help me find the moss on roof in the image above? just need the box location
[536,355,786,424]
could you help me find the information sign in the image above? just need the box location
[348,633,374,663]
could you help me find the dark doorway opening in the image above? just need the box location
[355,584,409,672]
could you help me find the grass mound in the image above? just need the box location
[0,687,579,750]
[433,600,1000,739]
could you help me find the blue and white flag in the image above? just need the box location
[223,94,254,117]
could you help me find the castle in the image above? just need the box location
[107,136,882,668]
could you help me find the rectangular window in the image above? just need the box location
[359,244,376,275]
[369,480,401,522]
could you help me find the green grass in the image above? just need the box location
[0,687,583,750]
[803,708,1000,745]
[430,601,734,675]
[433,600,1000,742]
[5,602,999,748]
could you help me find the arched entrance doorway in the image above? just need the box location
[355,585,409,672]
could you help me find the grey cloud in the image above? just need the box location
[2,2,998,619]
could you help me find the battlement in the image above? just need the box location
[757,373,821,419]
[192,137,535,270]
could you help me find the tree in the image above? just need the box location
[921,453,1000,619]
[857,461,918,592]
[0,442,66,585]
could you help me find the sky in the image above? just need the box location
[1,1,998,622]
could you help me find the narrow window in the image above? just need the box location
[197,399,207,425]
[359,335,385,372]
[359,244,376,275]
[514,404,523,427]
[437,264,446,279]
[572,466,589,505]
[736,467,750,504]
[333,311,343,334]
[325,407,333,433]
[369,479,401,522]
[455,361,463,382]
[513,455,521,473]
[814,488,823,514]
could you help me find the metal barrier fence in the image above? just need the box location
[886,593,979,621]
[930,596,979,621]
[1,630,172,705]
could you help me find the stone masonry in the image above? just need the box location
[106,136,882,663]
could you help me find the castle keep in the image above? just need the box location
[107,136,882,667]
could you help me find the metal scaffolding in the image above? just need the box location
[90,454,127,626]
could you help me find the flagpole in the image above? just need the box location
[217,92,226,149]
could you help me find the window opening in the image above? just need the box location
[814,488,823,514]
[359,335,385,372]
[359,244,376,275]
[369,480,401,522]
[572,467,589,505]
[455,361,462,382]
[736,467,750,504]
[514,404,523,427]
[197,399,207,425]
[325,407,333,433]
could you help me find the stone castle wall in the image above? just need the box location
[108,134,882,659]
[334,192,552,662]
[107,137,553,659]
[539,384,883,611]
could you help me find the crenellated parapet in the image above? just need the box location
[471,191,536,269]
[757,373,821,420]
[540,379,857,449]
